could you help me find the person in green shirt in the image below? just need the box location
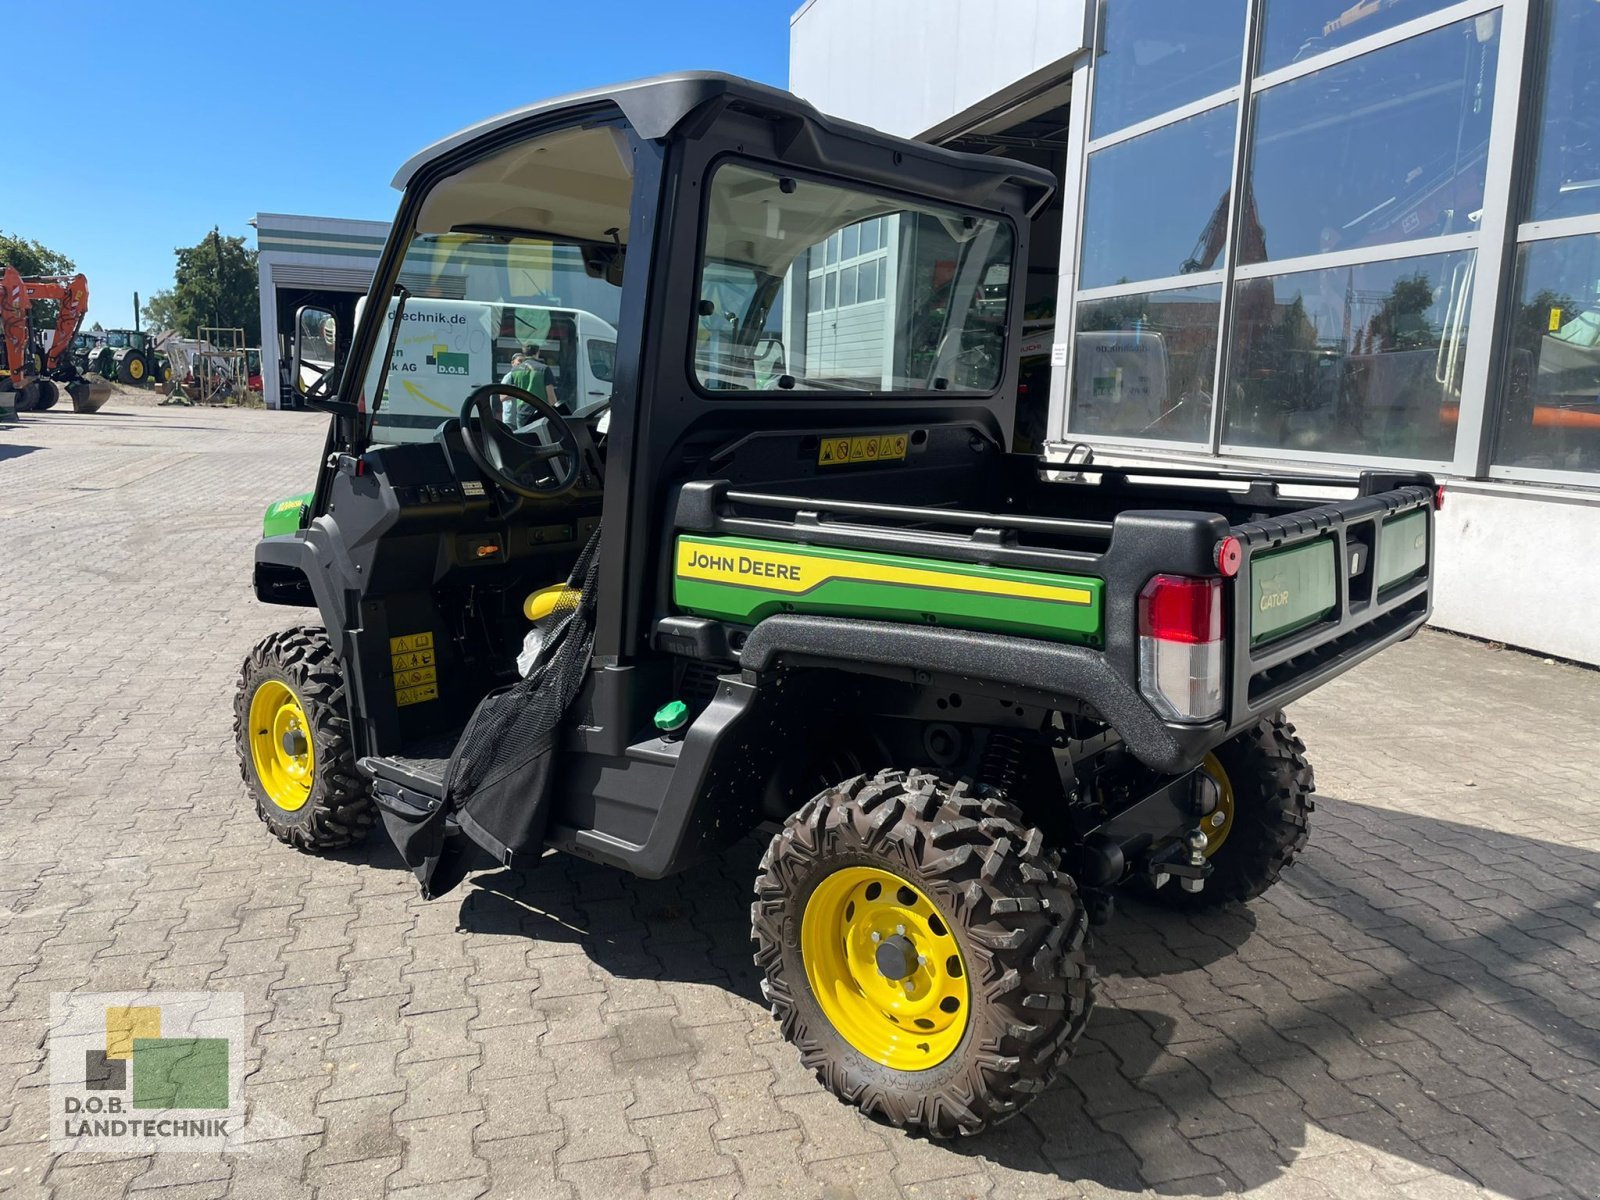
[499,348,555,429]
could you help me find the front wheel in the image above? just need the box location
[753,769,1094,1138]
[235,625,375,851]
[1153,711,1315,909]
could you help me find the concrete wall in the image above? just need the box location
[1431,485,1600,666]
[789,0,1089,138]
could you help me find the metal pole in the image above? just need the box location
[210,228,223,330]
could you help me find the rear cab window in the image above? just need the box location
[693,162,1015,396]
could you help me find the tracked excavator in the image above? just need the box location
[0,267,113,413]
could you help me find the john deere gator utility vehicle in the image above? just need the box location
[237,74,1437,1137]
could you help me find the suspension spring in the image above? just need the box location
[980,731,1025,797]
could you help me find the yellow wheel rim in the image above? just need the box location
[248,680,314,812]
[1200,752,1235,856]
[128,357,144,380]
[801,866,969,1071]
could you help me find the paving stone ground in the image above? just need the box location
[1,401,1598,1200]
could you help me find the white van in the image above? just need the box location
[357,297,618,440]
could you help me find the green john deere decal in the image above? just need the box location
[674,535,1103,645]
[1376,509,1428,591]
[426,344,469,376]
[261,491,313,538]
[1251,538,1337,646]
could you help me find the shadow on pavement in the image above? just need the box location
[0,442,41,463]
[450,793,1599,1196]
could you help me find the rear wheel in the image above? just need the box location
[32,379,59,411]
[754,769,1094,1137]
[235,625,375,850]
[1151,711,1314,909]
[117,352,146,385]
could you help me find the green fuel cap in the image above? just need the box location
[653,700,689,733]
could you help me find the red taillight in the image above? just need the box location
[1434,484,1445,511]
[1215,535,1243,578]
[1138,575,1225,723]
[1139,575,1222,645]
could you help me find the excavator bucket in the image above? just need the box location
[69,377,113,413]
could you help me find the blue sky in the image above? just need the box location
[11,0,794,328]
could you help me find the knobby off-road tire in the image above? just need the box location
[1155,710,1315,910]
[753,769,1095,1138]
[234,625,375,851]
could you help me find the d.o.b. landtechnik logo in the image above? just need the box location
[50,992,244,1152]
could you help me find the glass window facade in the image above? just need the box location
[1494,236,1600,472]
[1090,0,1247,137]
[1258,0,1465,74]
[1080,105,1238,288]
[1065,0,1600,487]
[1244,15,1500,264]
[1524,0,1600,222]
[1071,284,1222,442]
[1223,251,1473,460]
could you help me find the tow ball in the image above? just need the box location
[1150,769,1220,893]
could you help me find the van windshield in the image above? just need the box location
[361,233,623,445]
[694,163,1015,395]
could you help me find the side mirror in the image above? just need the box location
[292,305,339,396]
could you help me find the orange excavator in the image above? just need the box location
[0,266,111,413]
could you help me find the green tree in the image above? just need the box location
[1368,274,1437,351]
[140,288,185,335]
[0,230,76,328]
[143,227,259,340]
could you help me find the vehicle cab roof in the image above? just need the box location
[392,71,1055,216]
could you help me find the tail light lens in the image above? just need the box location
[1138,574,1224,723]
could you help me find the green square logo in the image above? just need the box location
[131,1038,230,1109]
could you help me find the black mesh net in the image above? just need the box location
[382,527,601,899]
[442,525,603,862]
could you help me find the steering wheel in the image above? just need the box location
[457,383,583,498]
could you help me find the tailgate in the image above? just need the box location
[1225,479,1434,723]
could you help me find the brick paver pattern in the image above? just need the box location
[1,404,1597,1199]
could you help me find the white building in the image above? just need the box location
[255,213,390,408]
[791,0,1600,665]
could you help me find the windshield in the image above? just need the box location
[694,163,1015,394]
[359,121,633,446]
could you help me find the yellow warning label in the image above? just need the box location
[396,682,439,707]
[393,665,438,690]
[390,632,438,705]
[1549,307,1564,332]
[818,433,909,467]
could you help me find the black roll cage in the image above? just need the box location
[312,73,1055,668]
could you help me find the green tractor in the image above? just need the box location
[79,328,171,385]
[236,74,1437,1138]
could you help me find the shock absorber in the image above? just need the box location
[980,731,1025,797]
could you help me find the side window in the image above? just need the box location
[587,339,616,383]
